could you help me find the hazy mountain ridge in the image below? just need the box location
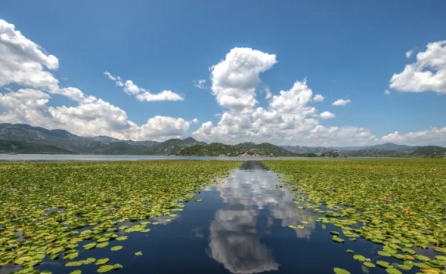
[0,123,202,155]
[0,124,444,158]
[176,142,296,157]
[0,140,75,154]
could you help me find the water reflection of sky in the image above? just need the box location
[208,162,317,274]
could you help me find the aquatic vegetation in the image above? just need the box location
[0,160,240,273]
[263,159,446,273]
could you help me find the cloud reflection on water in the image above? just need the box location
[207,162,316,273]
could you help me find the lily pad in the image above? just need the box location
[110,246,123,251]
[95,258,110,265]
[333,267,350,274]
[97,265,114,273]
[116,236,128,241]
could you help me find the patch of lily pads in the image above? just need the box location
[263,159,446,274]
[0,160,240,273]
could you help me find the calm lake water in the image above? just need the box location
[2,161,423,274]
[0,154,311,162]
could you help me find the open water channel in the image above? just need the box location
[2,161,426,274]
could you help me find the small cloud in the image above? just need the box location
[136,90,184,102]
[105,72,183,102]
[320,111,335,119]
[313,94,324,102]
[104,71,123,86]
[193,79,206,89]
[384,90,391,95]
[405,49,414,58]
[192,118,199,124]
[214,113,221,117]
[265,86,272,99]
[332,99,351,106]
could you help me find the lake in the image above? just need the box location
[2,161,424,274]
[0,154,314,162]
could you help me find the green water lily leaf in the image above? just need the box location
[95,258,109,265]
[414,255,430,262]
[64,252,79,260]
[353,254,366,262]
[385,268,402,274]
[116,236,128,241]
[69,270,81,274]
[435,255,446,261]
[135,251,143,256]
[97,265,115,273]
[96,242,109,248]
[333,236,344,243]
[83,243,96,250]
[113,264,123,270]
[333,267,350,274]
[398,264,413,271]
[110,246,123,251]
[364,262,375,268]
[346,249,354,253]
[377,261,391,268]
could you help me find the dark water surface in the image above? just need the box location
[5,161,422,274]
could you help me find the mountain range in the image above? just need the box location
[0,123,445,158]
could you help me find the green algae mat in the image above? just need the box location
[263,159,446,274]
[0,160,240,274]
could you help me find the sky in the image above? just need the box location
[0,0,445,147]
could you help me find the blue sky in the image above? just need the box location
[0,0,445,146]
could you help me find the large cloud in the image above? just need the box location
[390,41,446,94]
[210,47,277,111]
[0,19,59,91]
[0,19,192,141]
[193,47,379,146]
[382,127,446,146]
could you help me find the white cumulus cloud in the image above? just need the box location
[320,111,335,119]
[192,47,378,146]
[332,99,351,106]
[384,90,391,95]
[210,47,277,111]
[381,127,446,146]
[390,41,446,94]
[0,19,59,91]
[313,94,324,102]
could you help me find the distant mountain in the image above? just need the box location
[234,142,296,156]
[410,146,446,158]
[176,143,241,156]
[0,123,444,157]
[176,142,297,157]
[0,140,76,154]
[0,123,204,155]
